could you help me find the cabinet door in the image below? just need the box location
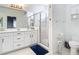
[31,31,38,44]
[25,32,31,46]
[0,33,3,53]
[0,37,2,53]
[14,41,25,49]
[2,33,13,52]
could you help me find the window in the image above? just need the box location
[7,16,16,28]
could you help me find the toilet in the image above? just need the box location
[69,36,79,55]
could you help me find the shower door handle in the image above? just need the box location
[30,34,31,38]
[31,34,33,38]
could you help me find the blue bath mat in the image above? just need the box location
[31,44,48,55]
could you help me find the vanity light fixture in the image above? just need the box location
[9,4,24,10]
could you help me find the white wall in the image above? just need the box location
[51,4,67,54]
[65,5,79,41]
[51,4,79,54]
[0,6,27,29]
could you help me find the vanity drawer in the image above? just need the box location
[14,32,25,36]
[2,32,14,37]
[14,42,25,49]
[14,36,25,42]
[0,33,3,37]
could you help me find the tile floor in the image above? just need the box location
[62,48,70,55]
[6,48,36,55]
[53,47,71,55]
[5,47,50,55]
[5,47,70,55]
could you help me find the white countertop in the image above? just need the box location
[0,28,38,33]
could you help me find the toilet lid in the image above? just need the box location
[69,41,79,48]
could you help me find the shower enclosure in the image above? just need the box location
[28,11,49,47]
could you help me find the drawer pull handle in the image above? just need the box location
[32,35,33,37]
[17,33,21,34]
[30,34,33,38]
[30,35,31,38]
[17,38,21,40]
[17,44,21,46]
[2,39,4,43]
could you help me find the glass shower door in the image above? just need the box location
[40,12,49,47]
[28,12,49,47]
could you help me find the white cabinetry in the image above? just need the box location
[25,31,38,46]
[13,31,25,49]
[0,33,2,53]
[31,31,38,44]
[25,31,31,46]
[0,30,38,54]
[0,38,2,52]
[2,32,14,52]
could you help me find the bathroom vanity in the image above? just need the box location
[0,5,40,55]
[0,29,38,54]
